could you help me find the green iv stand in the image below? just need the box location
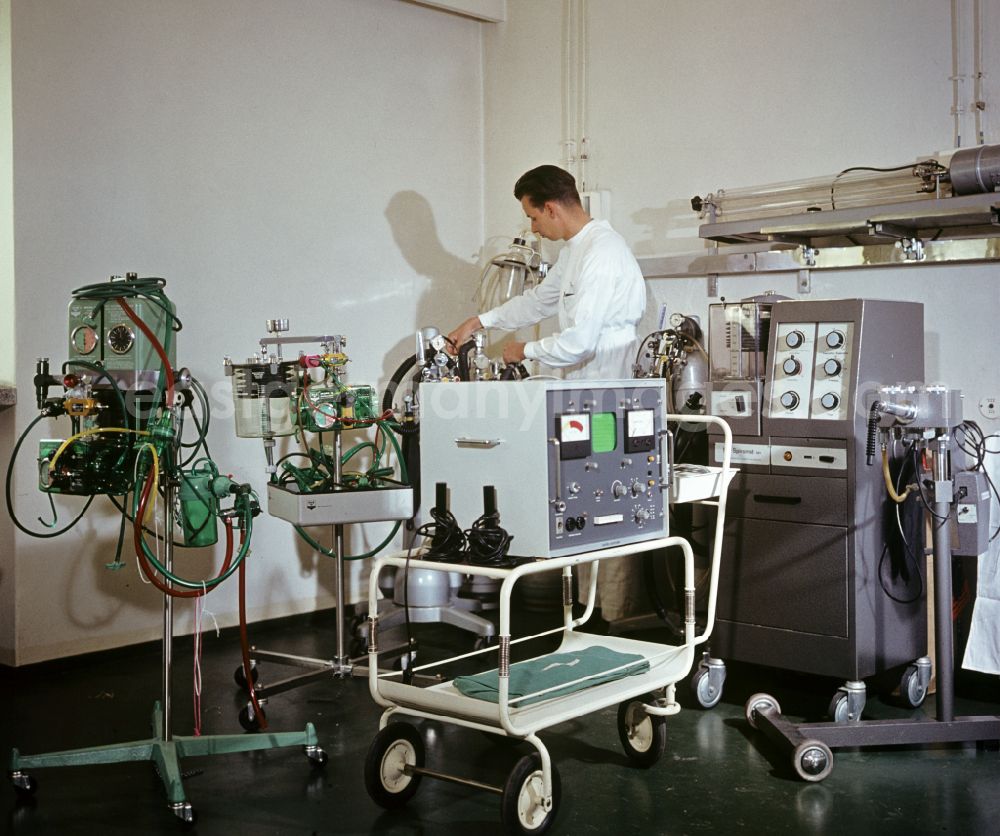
[9,410,326,825]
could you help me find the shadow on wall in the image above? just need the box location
[631,197,704,256]
[285,191,480,581]
[379,189,479,388]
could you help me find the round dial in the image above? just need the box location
[107,324,135,355]
[785,330,804,349]
[825,330,845,349]
[782,357,801,376]
[780,391,800,410]
[71,325,98,355]
[823,358,842,376]
[820,392,840,410]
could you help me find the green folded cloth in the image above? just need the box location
[454,645,650,706]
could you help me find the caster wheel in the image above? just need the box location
[617,695,667,768]
[473,634,498,652]
[306,745,329,768]
[170,801,197,825]
[691,666,723,709]
[898,665,928,709]
[744,693,780,730]
[501,753,561,835]
[233,661,259,691]
[364,723,424,809]
[828,692,849,724]
[238,701,266,732]
[793,739,833,782]
[11,772,37,800]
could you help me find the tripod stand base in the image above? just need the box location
[9,701,324,821]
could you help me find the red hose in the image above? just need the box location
[116,297,175,407]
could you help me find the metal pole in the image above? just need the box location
[333,429,348,670]
[162,426,176,741]
[932,434,955,723]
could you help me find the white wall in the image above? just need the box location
[482,0,1000,404]
[5,0,487,664]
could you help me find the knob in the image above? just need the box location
[785,330,804,349]
[631,481,647,496]
[612,481,628,498]
[780,391,800,410]
[266,318,289,334]
[782,357,801,376]
[823,358,842,376]
[820,392,840,410]
[568,482,581,495]
[825,330,845,349]
[635,508,650,523]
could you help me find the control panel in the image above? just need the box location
[419,379,668,558]
[770,320,854,421]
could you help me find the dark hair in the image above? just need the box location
[513,165,581,209]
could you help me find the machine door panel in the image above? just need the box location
[725,473,848,525]
[719,517,848,638]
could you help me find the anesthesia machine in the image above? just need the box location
[7,275,324,824]
[703,296,931,719]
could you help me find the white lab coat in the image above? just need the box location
[479,219,646,380]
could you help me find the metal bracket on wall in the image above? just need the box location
[797,269,811,294]
[707,274,719,297]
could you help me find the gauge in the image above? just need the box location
[71,325,98,355]
[669,312,686,328]
[107,324,135,355]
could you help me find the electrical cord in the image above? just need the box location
[464,510,513,566]
[414,505,467,562]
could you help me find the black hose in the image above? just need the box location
[382,354,417,414]
[5,413,95,537]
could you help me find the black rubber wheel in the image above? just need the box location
[616,695,667,767]
[827,692,850,724]
[238,701,265,732]
[233,661,259,691]
[306,746,329,768]
[364,723,424,809]
[898,665,928,709]
[11,773,37,800]
[691,666,723,709]
[500,753,561,835]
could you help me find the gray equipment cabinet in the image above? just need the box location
[705,298,929,720]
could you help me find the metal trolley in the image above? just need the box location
[362,416,734,834]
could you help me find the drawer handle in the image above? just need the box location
[752,494,802,505]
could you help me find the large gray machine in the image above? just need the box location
[704,297,928,720]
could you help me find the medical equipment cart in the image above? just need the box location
[362,415,734,835]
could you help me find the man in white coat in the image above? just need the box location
[448,165,648,625]
[448,165,645,379]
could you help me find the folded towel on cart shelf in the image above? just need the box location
[453,646,650,707]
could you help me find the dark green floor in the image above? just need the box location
[3,605,999,835]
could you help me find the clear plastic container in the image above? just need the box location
[230,360,298,438]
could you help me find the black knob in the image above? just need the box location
[780,391,800,410]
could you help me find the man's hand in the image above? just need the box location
[502,341,526,364]
[446,316,483,355]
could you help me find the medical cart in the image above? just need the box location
[362,414,734,835]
